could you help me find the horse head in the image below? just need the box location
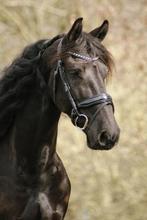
[43,18,120,150]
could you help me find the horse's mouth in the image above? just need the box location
[87,138,116,150]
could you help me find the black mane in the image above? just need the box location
[62,32,113,77]
[0,36,62,140]
[0,32,113,140]
[83,33,114,76]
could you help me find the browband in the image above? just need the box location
[68,52,99,62]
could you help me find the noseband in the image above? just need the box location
[50,39,114,130]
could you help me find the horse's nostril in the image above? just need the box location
[98,131,109,146]
[98,130,119,148]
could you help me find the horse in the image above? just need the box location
[0,17,120,220]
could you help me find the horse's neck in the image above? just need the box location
[13,85,60,173]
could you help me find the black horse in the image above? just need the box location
[0,18,120,220]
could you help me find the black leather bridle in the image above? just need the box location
[40,38,114,130]
[52,40,114,130]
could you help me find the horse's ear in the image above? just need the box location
[89,20,109,41]
[64,17,83,42]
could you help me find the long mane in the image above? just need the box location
[0,35,61,140]
[0,32,113,140]
[84,33,114,77]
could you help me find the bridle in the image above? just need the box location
[51,39,114,130]
[41,38,114,130]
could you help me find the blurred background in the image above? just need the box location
[0,0,147,219]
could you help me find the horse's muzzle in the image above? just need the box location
[87,128,120,150]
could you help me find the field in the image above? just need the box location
[0,0,147,220]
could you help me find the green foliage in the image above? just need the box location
[0,0,147,219]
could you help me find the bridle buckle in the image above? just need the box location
[74,114,89,130]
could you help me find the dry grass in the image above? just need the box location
[0,0,147,219]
